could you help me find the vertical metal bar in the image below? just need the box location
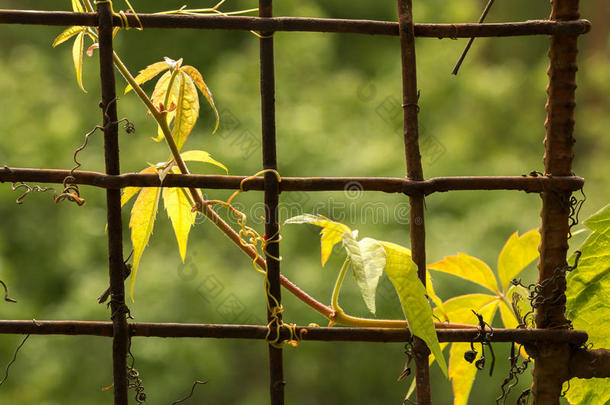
[259,1,284,404]
[97,4,128,405]
[396,1,431,404]
[532,1,580,403]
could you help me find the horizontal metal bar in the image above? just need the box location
[0,167,584,195]
[0,10,591,38]
[0,320,588,345]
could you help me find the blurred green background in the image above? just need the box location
[0,1,608,404]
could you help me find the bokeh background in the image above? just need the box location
[0,1,608,404]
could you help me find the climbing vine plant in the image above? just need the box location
[3,0,607,403]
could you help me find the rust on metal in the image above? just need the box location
[0,321,589,346]
[0,10,591,37]
[97,3,129,404]
[397,1,431,403]
[0,168,586,194]
[533,0,582,404]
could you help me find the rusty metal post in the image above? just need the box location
[397,1,431,404]
[97,3,129,404]
[259,1,285,404]
[532,0,581,404]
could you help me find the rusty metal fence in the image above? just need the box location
[0,1,600,404]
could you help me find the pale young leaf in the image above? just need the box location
[181,150,228,173]
[72,31,86,92]
[182,65,220,133]
[284,214,352,266]
[72,0,84,12]
[163,186,196,262]
[342,234,386,315]
[497,229,540,292]
[52,26,84,48]
[380,241,448,377]
[428,253,499,294]
[125,61,170,94]
[129,186,161,300]
[172,72,200,150]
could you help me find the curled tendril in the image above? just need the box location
[171,380,208,405]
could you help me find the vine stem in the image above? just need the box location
[87,2,476,330]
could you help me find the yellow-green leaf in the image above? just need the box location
[497,229,540,292]
[72,31,86,92]
[428,253,499,294]
[284,214,352,266]
[446,299,499,405]
[125,61,170,94]
[121,167,157,207]
[151,70,176,112]
[181,150,228,173]
[182,65,220,133]
[342,235,386,314]
[72,0,84,12]
[427,271,448,322]
[565,204,610,405]
[163,186,196,262]
[129,186,161,300]
[380,241,448,377]
[52,26,84,47]
[172,72,200,150]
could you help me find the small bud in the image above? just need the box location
[475,357,486,370]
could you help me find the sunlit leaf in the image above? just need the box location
[72,0,84,13]
[125,61,170,94]
[181,150,228,173]
[342,234,386,314]
[52,26,84,48]
[182,65,220,133]
[129,186,161,300]
[163,185,196,262]
[565,204,610,405]
[427,271,448,322]
[445,298,499,405]
[284,214,352,266]
[380,241,448,377]
[497,229,540,292]
[428,253,499,294]
[121,167,157,207]
[172,72,200,150]
[72,31,86,92]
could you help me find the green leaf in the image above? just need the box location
[72,0,84,12]
[284,214,352,266]
[181,150,228,173]
[427,271,448,322]
[163,186,196,262]
[129,186,161,301]
[497,229,540,292]
[52,26,84,47]
[172,72,200,150]
[125,61,170,94]
[565,204,610,405]
[182,65,220,133]
[428,253,499,294]
[72,31,86,92]
[444,297,499,405]
[342,234,386,314]
[380,241,448,377]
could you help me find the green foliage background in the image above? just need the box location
[0,1,608,404]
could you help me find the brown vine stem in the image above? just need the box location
[83,1,475,330]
